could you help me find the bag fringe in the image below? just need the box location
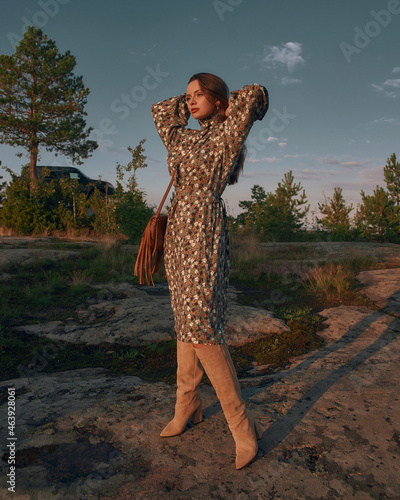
[134,214,168,285]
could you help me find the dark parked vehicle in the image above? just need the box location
[36,166,115,197]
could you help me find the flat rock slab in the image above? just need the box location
[260,241,400,267]
[0,248,81,267]
[14,284,289,347]
[1,304,399,499]
[356,268,400,315]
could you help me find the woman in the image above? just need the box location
[151,73,269,469]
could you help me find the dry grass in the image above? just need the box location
[230,235,311,284]
[300,262,352,298]
[0,225,125,241]
[230,234,268,265]
[69,269,93,286]
[0,226,14,237]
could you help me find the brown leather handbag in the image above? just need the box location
[134,173,175,286]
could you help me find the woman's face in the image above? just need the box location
[186,80,217,120]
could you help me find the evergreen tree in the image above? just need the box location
[0,168,6,206]
[268,170,309,239]
[384,153,400,207]
[317,186,353,240]
[355,186,399,241]
[0,26,97,184]
[237,171,309,240]
[237,185,269,234]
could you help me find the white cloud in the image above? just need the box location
[294,168,338,180]
[278,142,287,148]
[281,76,302,85]
[371,83,383,92]
[372,70,400,97]
[318,157,374,168]
[383,78,400,88]
[373,116,400,125]
[242,169,282,179]
[262,42,304,72]
[267,136,279,142]
[98,140,131,155]
[245,157,279,164]
[129,45,157,59]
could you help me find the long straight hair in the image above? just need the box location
[188,73,246,185]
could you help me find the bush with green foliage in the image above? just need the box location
[1,166,62,234]
[0,141,154,239]
[114,190,154,242]
[113,140,155,242]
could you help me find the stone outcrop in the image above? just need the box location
[357,268,400,315]
[0,248,81,268]
[1,239,400,498]
[14,282,289,347]
[1,291,399,499]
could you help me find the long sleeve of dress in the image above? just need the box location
[151,94,191,150]
[221,84,269,177]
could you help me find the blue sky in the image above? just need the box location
[1,0,399,220]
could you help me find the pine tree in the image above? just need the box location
[317,187,353,239]
[0,163,6,206]
[237,185,269,233]
[0,26,97,184]
[269,170,309,238]
[355,186,399,241]
[237,171,309,240]
[384,153,400,207]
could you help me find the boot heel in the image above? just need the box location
[254,420,263,440]
[192,404,203,424]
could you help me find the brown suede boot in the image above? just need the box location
[194,343,263,469]
[160,340,204,437]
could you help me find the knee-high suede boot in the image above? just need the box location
[194,343,263,470]
[160,340,204,437]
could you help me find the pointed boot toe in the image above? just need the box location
[160,341,204,437]
[194,344,262,470]
[160,400,203,437]
[235,445,258,470]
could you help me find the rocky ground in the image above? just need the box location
[11,282,288,348]
[0,240,399,499]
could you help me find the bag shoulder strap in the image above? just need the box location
[154,135,205,217]
[154,171,175,217]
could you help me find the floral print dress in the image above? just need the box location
[151,84,269,344]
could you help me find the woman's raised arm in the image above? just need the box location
[151,94,191,150]
[222,84,269,165]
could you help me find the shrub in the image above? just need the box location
[1,166,60,234]
[300,262,352,298]
[114,190,154,242]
